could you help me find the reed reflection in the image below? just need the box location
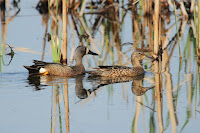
[25,73,154,133]
[26,74,70,133]
[33,0,200,132]
[0,1,19,71]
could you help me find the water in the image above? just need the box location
[0,1,200,133]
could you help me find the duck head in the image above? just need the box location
[131,52,146,65]
[73,46,98,65]
[75,46,98,57]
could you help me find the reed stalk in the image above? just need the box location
[133,96,141,133]
[153,0,164,127]
[153,0,159,56]
[153,4,163,132]
[51,85,58,133]
[155,70,164,133]
[62,0,68,64]
[63,79,69,133]
[164,68,177,133]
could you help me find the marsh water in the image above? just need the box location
[0,0,200,133]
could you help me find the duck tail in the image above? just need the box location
[24,65,40,74]
[24,60,49,74]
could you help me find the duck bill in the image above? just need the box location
[88,50,98,56]
[143,53,159,61]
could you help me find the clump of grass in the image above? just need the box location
[48,0,62,63]
[50,32,62,63]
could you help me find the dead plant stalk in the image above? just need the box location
[154,0,159,56]
[62,0,67,64]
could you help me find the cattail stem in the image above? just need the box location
[62,0,68,64]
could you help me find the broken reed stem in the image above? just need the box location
[62,0,67,64]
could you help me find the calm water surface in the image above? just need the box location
[0,1,200,133]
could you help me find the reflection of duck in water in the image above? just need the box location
[26,74,70,90]
[26,74,46,90]
[75,76,91,99]
[88,52,152,77]
[75,75,108,99]
[26,73,154,98]
[88,74,154,96]
[24,46,98,76]
[26,74,98,99]
[131,78,154,96]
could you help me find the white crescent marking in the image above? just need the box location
[39,68,46,74]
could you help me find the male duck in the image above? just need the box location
[88,52,150,77]
[24,46,98,76]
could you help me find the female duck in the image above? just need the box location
[24,46,98,76]
[88,52,148,77]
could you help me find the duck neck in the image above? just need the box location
[131,59,142,67]
[74,56,84,66]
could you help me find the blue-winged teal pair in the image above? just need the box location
[24,46,152,77]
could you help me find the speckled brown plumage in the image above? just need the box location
[88,52,146,77]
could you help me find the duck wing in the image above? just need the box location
[33,60,59,66]
[88,65,144,77]
[87,65,132,76]
[95,65,131,71]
